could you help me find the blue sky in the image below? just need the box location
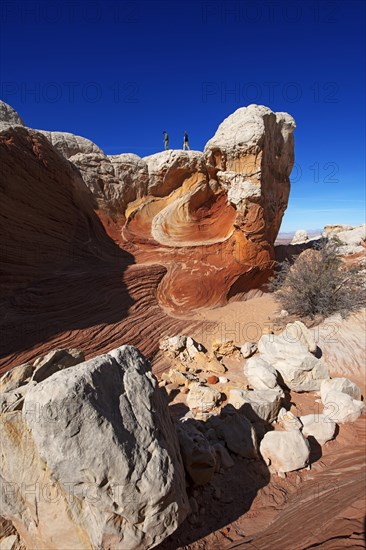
[0,0,365,231]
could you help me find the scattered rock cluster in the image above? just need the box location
[0,323,364,548]
[159,321,364,483]
[159,335,227,400]
[323,223,366,256]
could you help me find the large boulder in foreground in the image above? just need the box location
[0,346,189,550]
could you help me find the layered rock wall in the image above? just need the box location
[64,104,295,312]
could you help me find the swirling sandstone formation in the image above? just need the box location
[69,105,296,313]
[0,101,294,370]
[0,102,197,371]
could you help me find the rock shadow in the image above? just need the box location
[0,128,137,366]
[274,237,324,263]
[307,435,322,464]
[157,403,272,549]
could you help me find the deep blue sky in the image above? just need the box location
[0,0,365,231]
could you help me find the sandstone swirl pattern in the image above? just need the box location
[69,104,296,313]
[0,101,294,370]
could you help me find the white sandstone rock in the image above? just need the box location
[160,335,188,355]
[1,345,189,550]
[291,229,309,244]
[323,224,353,235]
[228,388,283,423]
[0,363,33,393]
[325,224,366,255]
[260,429,310,474]
[322,390,365,423]
[320,377,362,402]
[187,383,222,413]
[37,130,103,159]
[205,104,295,169]
[258,326,328,391]
[71,151,149,213]
[0,381,37,413]
[0,100,25,127]
[186,336,204,359]
[244,356,279,390]
[240,341,257,358]
[278,407,302,431]
[300,413,336,445]
[284,321,317,353]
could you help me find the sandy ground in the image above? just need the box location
[190,294,280,348]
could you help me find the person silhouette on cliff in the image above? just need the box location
[163,131,169,150]
[183,131,190,150]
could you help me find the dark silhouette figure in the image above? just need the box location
[163,131,169,150]
[183,131,190,150]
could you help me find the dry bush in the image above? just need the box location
[269,239,366,319]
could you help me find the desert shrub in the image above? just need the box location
[269,239,366,319]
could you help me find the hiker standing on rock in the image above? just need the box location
[183,131,190,150]
[163,131,169,150]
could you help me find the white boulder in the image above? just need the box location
[1,345,189,550]
[228,388,283,423]
[160,335,187,355]
[300,413,336,445]
[291,229,309,244]
[277,407,302,431]
[240,341,257,358]
[322,390,364,423]
[260,429,310,474]
[187,383,222,413]
[320,377,362,402]
[258,324,329,391]
[244,356,279,390]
